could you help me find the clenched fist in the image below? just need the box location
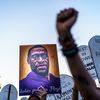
[56,8,78,38]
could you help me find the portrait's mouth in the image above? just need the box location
[37,66,47,72]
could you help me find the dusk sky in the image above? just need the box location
[0,0,100,99]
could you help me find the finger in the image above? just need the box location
[60,8,68,14]
[38,86,46,91]
[57,8,75,22]
[57,8,78,24]
[64,11,78,27]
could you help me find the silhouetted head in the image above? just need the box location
[28,93,40,100]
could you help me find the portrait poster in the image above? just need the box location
[19,44,61,96]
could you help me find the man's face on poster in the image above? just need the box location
[28,46,49,77]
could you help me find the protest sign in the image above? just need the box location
[88,35,100,82]
[47,74,82,100]
[19,44,61,96]
[0,84,17,100]
[79,45,97,79]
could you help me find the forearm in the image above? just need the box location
[66,52,97,97]
[67,53,95,84]
[56,8,100,99]
[59,32,97,98]
[72,86,78,100]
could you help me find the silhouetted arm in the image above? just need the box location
[56,8,100,100]
[72,83,78,100]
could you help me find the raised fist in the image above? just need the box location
[56,8,78,38]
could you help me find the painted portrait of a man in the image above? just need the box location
[19,44,61,96]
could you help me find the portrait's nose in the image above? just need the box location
[38,56,43,62]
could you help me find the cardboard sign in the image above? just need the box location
[88,35,100,82]
[47,74,82,100]
[46,94,56,100]
[20,97,28,100]
[79,45,97,79]
[0,84,18,100]
[19,44,61,96]
[54,74,74,100]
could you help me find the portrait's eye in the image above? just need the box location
[41,54,48,59]
[31,54,39,60]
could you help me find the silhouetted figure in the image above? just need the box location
[56,8,100,100]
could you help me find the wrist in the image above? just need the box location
[59,31,72,44]
[58,32,79,57]
[62,45,78,57]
